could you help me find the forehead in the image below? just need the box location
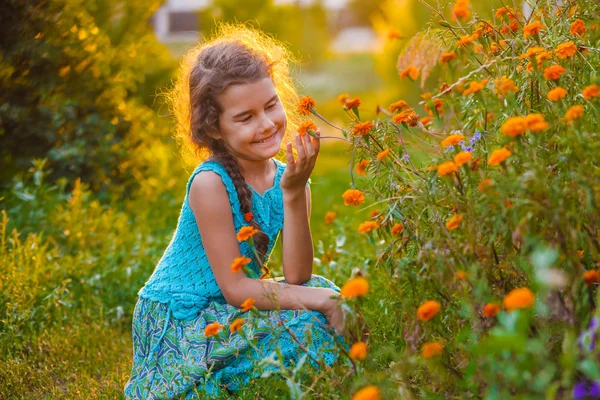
[218,77,277,116]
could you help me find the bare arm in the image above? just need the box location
[188,170,334,313]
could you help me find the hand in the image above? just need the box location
[280,130,321,195]
[319,290,347,337]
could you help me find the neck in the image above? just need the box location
[235,157,272,181]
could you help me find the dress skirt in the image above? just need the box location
[124,275,350,399]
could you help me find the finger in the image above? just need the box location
[285,142,296,174]
[295,134,306,168]
[312,129,321,156]
[304,129,315,159]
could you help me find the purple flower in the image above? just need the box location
[573,381,600,399]
[461,145,474,152]
[579,317,599,352]
[471,130,482,144]
[445,145,455,153]
[401,154,410,162]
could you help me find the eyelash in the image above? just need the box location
[240,103,277,122]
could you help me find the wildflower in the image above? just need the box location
[488,147,511,166]
[337,93,350,105]
[454,151,472,166]
[389,100,408,113]
[503,287,536,311]
[359,221,380,234]
[341,276,369,298]
[392,108,420,126]
[349,342,368,360]
[445,214,463,230]
[536,51,553,64]
[456,33,478,46]
[370,210,381,219]
[570,19,586,36]
[342,189,365,206]
[298,120,317,137]
[572,381,600,400]
[483,302,501,317]
[204,321,223,337]
[474,21,494,36]
[297,95,316,115]
[578,317,599,352]
[387,29,402,40]
[345,98,361,109]
[440,82,450,93]
[582,84,600,100]
[495,76,519,96]
[441,52,457,63]
[391,223,404,236]
[399,66,420,80]
[237,226,259,242]
[229,318,245,334]
[417,300,441,321]
[421,116,432,125]
[240,297,255,312]
[324,211,337,225]
[437,161,459,177]
[230,256,251,273]
[244,212,254,222]
[584,270,600,286]
[518,47,545,60]
[544,65,566,81]
[425,98,444,116]
[352,386,381,400]
[441,134,465,148]
[352,121,374,136]
[462,79,488,96]
[500,21,519,34]
[377,149,390,160]
[555,41,577,59]
[478,178,492,192]
[564,105,585,122]
[452,0,470,21]
[456,270,468,280]
[495,6,517,19]
[523,21,545,38]
[525,113,549,132]
[355,159,370,176]
[547,87,567,101]
[501,116,528,136]
[421,341,443,358]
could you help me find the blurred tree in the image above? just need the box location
[0,0,176,197]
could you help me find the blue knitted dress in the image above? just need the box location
[124,157,349,399]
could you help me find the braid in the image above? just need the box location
[211,142,272,279]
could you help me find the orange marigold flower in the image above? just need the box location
[518,46,545,60]
[547,87,567,101]
[229,318,245,333]
[482,302,501,317]
[440,82,450,93]
[478,178,492,192]
[392,108,420,126]
[495,6,517,19]
[437,161,459,177]
[377,149,390,160]
[441,51,457,63]
[337,93,350,105]
[391,223,404,236]
[369,210,381,218]
[570,19,586,36]
[488,147,511,166]
[387,29,402,40]
[474,21,494,36]
[582,84,600,100]
[441,134,465,148]
[455,270,468,280]
[341,276,369,298]
[495,76,519,96]
[352,386,381,400]
[445,214,463,230]
[237,226,259,242]
[399,66,420,80]
[389,100,408,113]
[523,21,545,38]
[424,98,444,116]
[244,212,254,222]
[421,341,443,358]
[501,116,528,137]
[352,121,374,136]
[417,300,441,321]
[503,287,535,311]
[324,211,337,225]
[525,113,549,132]
[454,151,472,166]
[342,189,365,206]
[544,65,566,81]
[421,116,432,125]
[462,79,488,96]
[555,41,577,59]
[345,98,361,109]
[355,159,370,176]
[564,105,585,122]
[359,220,380,234]
[204,321,223,337]
[349,342,368,360]
[456,33,478,46]
[297,95,316,116]
[298,120,317,137]
[240,297,255,312]
[230,256,251,273]
[584,270,600,286]
[452,0,470,21]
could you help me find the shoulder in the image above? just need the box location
[188,170,231,211]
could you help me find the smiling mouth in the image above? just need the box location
[254,130,277,144]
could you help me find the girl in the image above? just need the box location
[124,25,352,399]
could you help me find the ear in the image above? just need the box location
[206,128,222,141]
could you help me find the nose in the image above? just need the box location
[258,112,276,134]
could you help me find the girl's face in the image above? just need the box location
[214,77,287,162]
